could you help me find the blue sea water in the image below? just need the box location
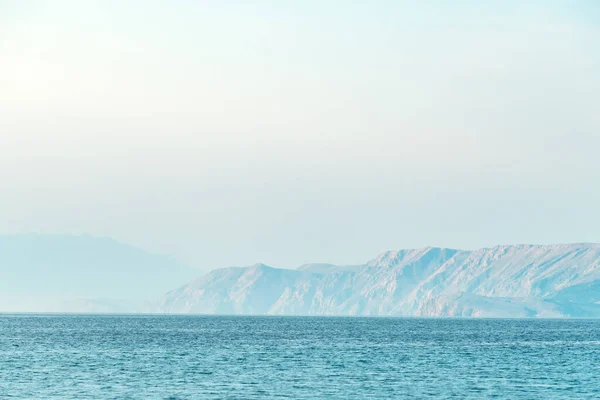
[1,315,599,399]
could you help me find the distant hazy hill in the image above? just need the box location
[0,234,197,312]
[158,244,600,317]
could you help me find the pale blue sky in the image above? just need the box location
[1,1,599,271]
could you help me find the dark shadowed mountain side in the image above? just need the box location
[158,244,600,317]
[0,234,199,312]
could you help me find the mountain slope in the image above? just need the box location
[0,234,198,312]
[158,244,600,317]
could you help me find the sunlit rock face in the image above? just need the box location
[159,244,600,317]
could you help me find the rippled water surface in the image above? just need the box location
[1,315,600,399]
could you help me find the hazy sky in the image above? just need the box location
[1,1,599,271]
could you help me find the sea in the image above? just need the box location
[1,315,599,399]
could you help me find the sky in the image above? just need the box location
[1,1,599,271]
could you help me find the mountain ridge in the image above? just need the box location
[158,243,600,317]
[0,234,198,312]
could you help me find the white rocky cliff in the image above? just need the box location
[158,244,600,317]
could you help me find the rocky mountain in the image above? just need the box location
[0,234,198,312]
[158,244,600,317]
